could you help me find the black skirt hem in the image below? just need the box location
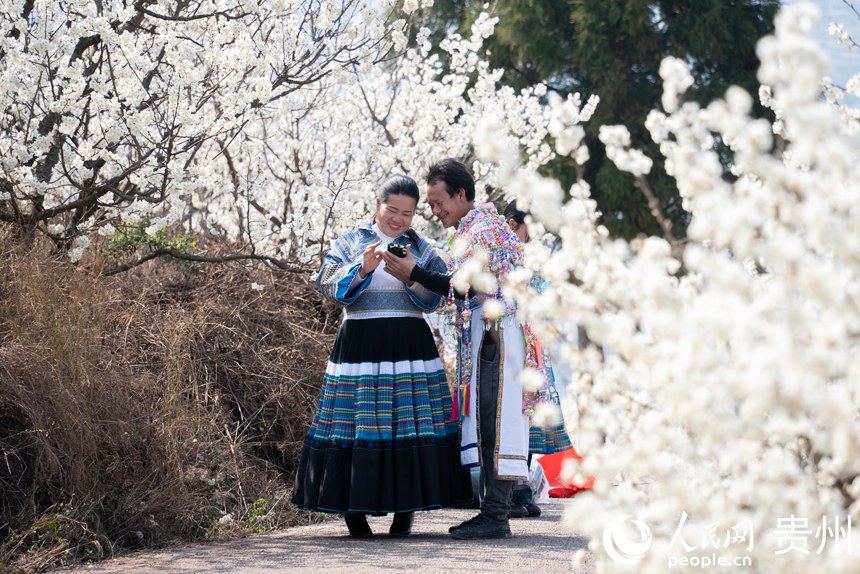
[291,438,473,514]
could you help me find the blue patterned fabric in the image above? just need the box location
[316,225,447,316]
[291,316,473,513]
[306,359,456,446]
[528,365,573,454]
[294,224,475,515]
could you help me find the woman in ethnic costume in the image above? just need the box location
[291,175,472,538]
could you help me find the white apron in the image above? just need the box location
[459,305,530,480]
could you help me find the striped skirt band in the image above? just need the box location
[292,317,472,514]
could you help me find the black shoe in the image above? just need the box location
[449,513,512,540]
[507,505,529,519]
[344,513,372,538]
[448,513,485,533]
[389,511,414,537]
[524,502,542,517]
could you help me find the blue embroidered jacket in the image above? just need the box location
[316,224,448,319]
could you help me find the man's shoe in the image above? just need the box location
[524,502,542,517]
[448,513,485,533]
[449,513,512,540]
[507,504,529,519]
[389,511,414,537]
[344,513,373,538]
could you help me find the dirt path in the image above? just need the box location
[63,501,594,574]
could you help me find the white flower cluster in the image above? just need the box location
[0,1,410,260]
[401,0,435,15]
[828,22,853,48]
[452,250,497,295]
[844,72,860,98]
[547,92,598,163]
[598,124,653,176]
[486,4,860,572]
[659,56,694,113]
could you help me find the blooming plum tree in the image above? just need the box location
[3,2,859,572]
[472,3,860,572]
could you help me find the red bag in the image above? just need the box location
[536,446,595,498]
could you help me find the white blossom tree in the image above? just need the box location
[0,1,555,273]
[4,1,859,572]
[188,9,555,268]
[0,0,415,266]
[471,3,860,572]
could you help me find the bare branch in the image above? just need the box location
[635,174,685,260]
[100,247,308,276]
[842,0,860,22]
[133,2,250,22]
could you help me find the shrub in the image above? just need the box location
[0,225,337,572]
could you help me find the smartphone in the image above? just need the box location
[387,243,407,258]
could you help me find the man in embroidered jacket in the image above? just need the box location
[381,159,529,540]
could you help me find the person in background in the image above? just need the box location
[291,174,472,538]
[503,199,574,518]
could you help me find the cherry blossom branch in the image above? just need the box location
[635,174,683,256]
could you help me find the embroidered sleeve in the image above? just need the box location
[315,235,372,305]
[474,223,521,277]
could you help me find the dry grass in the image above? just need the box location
[0,226,338,573]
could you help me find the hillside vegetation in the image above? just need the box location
[0,226,337,573]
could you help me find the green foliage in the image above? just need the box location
[243,498,271,533]
[106,219,196,258]
[0,505,96,572]
[420,0,779,239]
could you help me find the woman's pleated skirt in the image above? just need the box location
[291,317,473,514]
[529,421,574,454]
[529,367,574,454]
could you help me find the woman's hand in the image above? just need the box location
[359,241,383,278]
[381,245,416,283]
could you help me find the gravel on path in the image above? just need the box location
[66,501,594,574]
